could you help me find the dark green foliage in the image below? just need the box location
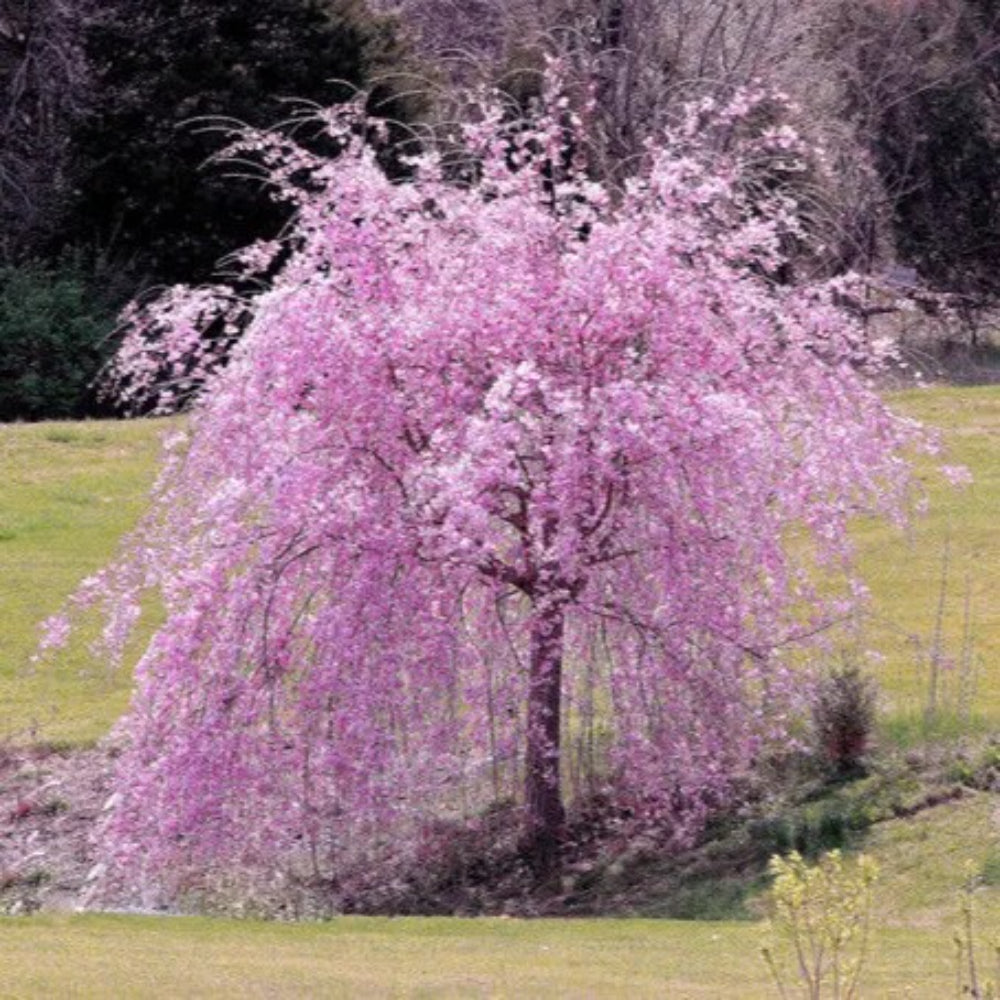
[859,1,1000,301]
[0,258,119,421]
[61,0,409,286]
[811,664,879,779]
[748,796,875,861]
[877,82,1000,301]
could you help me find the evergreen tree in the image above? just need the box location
[62,0,408,286]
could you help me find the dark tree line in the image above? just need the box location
[858,0,1000,307]
[4,0,1000,420]
[0,0,89,260]
[0,0,412,419]
[380,0,1000,302]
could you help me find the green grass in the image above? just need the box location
[0,419,165,744]
[0,792,993,996]
[0,398,998,994]
[2,386,999,744]
[862,789,1000,929]
[1,734,977,989]
[852,386,1000,726]
[0,912,985,998]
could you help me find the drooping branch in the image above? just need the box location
[39,74,925,910]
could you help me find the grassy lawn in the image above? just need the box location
[852,386,1000,728]
[1,387,999,744]
[0,394,997,995]
[2,792,996,996]
[0,419,165,744]
[863,789,1000,928]
[0,912,981,998]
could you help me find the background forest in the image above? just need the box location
[2,0,1000,422]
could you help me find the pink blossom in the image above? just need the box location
[38,613,70,653]
[73,76,924,904]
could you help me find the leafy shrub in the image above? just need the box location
[948,740,1000,792]
[0,259,118,421]
[762,849,879,1000]
[812,664,879,779]
[752,798,877,862]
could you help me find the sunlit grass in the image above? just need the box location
[0,911,986,998]
[0,399,998,994]
[862,789,1000,929]
[0,786,993,996]
[1,386,998,745]
[0,419,166,744]
[854,386,1000,726]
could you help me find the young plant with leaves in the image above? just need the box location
[762,849,879,1000]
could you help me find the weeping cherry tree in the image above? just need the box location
[48,75,921,903]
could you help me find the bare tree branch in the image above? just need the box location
[0,0,92,259]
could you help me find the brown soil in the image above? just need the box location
[0,744,114,913]
[0,741,993,919]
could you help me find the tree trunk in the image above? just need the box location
[522,595,566,875]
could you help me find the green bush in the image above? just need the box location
[762,849,879,1000]
[0,260,118,421]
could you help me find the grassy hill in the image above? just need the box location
[857,387,1000,732]
[0,391,996,995]
[0,419,165,744]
